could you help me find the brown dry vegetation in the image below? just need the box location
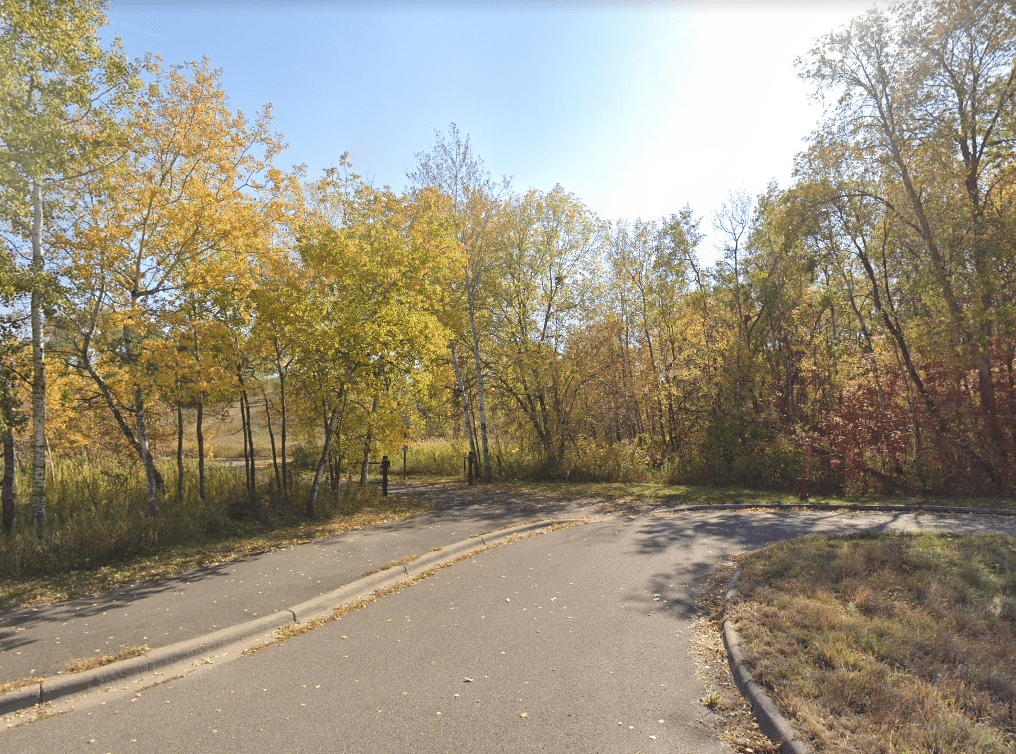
[694,555,782,753]
[730,532,1016,753]
[0,494,431,611]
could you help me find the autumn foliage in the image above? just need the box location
[1,0,1015,546]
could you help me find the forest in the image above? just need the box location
[1,0,1014,557]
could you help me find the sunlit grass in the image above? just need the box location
[732,532,1016,753]
[402,477,1016,511]
[0,458,431,611]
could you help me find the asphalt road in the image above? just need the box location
[1,485,580,685]
[4,503,1015,753]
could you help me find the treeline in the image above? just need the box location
[1,0,1014,542]
[416,0,1016,497]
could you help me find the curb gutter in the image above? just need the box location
[1,517,578,718]
[722,565,811,754]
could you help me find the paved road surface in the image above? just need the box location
[1,484,581,685]
[3,488,1015,752]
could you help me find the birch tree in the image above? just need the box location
[0,0,136,530]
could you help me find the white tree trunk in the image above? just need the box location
[134,387,160,515]
[30,180,47,532]
[449,340,477,460]
[465,271,492,482]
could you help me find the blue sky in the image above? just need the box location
[102,1,873,261]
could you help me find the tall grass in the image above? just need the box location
[0,456,388,580]
[395,438,659,483]
[401,440,469,476]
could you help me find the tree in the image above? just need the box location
[408,124,509,482]
[280,174,458,516]
[0,0,137,531]
[56,58,289,514]
[489,186,604,470]
[800,0,1016,490]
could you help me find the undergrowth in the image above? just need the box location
[0,457,429,610]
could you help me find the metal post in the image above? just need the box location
[402,444,408,481]
[381,455,390,497]
[467,450,475,486]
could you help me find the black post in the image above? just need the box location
[467,450,475,486]
[402,444,408,481]
[381,455,390,497]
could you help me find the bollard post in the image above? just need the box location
[798,476,808,501]
[381,455,390,497]
[467,450,475,486]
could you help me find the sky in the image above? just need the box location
[101,0,876,261]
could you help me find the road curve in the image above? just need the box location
[4,507,1014,753]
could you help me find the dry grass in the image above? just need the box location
[58,645,150,675]
[694,554,782,753]
[731,531,1016,753]
[423,478,1016,512]
[0,675,45,695]
[361,553,421,578]
[0,496,431,611]
[0,645,152,695]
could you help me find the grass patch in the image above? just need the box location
[0,494,431,612]
[59,645,150,675]
[731,531,1016,753]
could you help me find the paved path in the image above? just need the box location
[2,484,1015,752]
[0,482,586,686]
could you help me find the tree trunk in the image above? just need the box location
[2,420,15,535]
[307,403,340,519]
[176,402,185,501]
[275,340,289,500]
[465,271,492,482]
[265,395,281,496]
[239,388,250,494]
[30,180,46,533]
[196,396,206,501]
[1,354,18,533]
[191,309,206,501]
[244,389,256,498]
[449,340,477,460]
[135,387,161,515]
[359,395,378,486]
[239,386,256,501]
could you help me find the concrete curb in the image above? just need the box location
[1,517,578,717]
[722,565,811,754]
[658,502,1016,516]
[287,518,574,624]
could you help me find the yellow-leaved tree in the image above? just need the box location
[55,57,292,514]
[266,173,460,517]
